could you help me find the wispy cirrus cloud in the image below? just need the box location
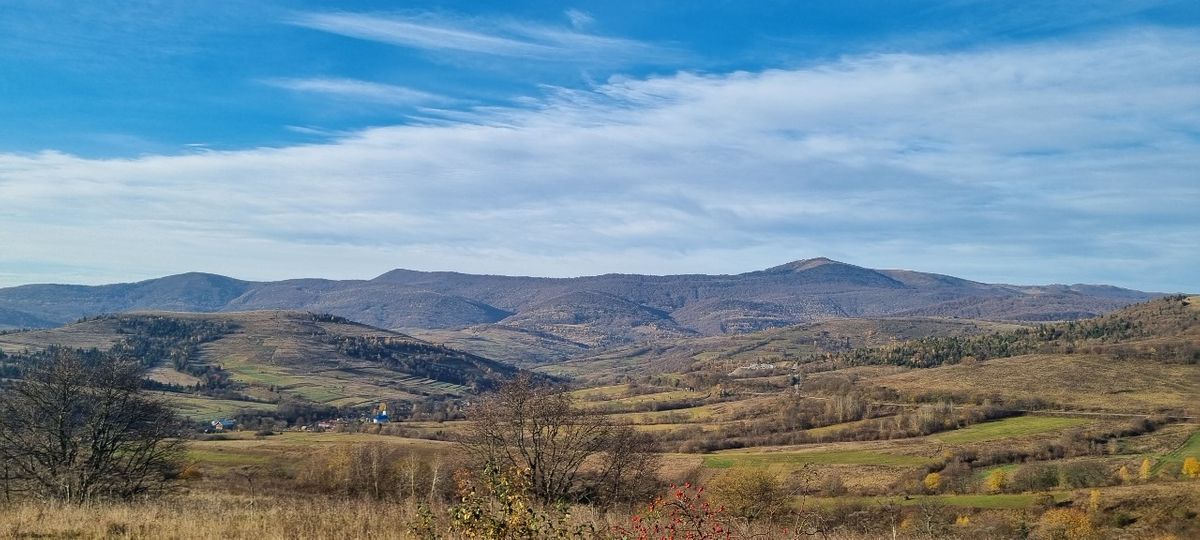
[287,11,676,64]
[262,77,444,105]
[0,29,1197,291]
[564,9,594,30]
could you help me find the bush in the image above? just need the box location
[710,469,791,521]
[1034,508,1096,540]
[448,467,591,539]
[615,483,735,539]
[923,472,942,493]
[1013,463,1061,492]
[821,472,847,497]
[1060,461,1112,489]
[940,461,974,494]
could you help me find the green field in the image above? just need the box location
[1153,427,1200,475]
[974,463,1021,481]
[933,416,1092,444]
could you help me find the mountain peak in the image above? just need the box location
[765,257,848,273]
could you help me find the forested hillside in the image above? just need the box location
[0,311,519,419]
[0,259,1161,357]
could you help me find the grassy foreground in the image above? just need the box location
[0,492,428,540]
[0,491,878,540]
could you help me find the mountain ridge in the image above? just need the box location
[0,259,1165,354]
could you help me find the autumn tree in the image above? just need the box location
[1036,508,1095,540]
[0,347,187,502]
[1117,465,1132,484]
[1183,456,1200,479]
[460,375,659,504]
[984,469,1008,493]
[923,472,942,493]
[1138,458,1153,482]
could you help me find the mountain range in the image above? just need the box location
[0,258,1161,360]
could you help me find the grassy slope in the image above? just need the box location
[536,316,1025,383]
[932,416,1092,444]
[869,353,1199,413]
[187,431,451,475]
[1153,427,1200,475]
[0,311,515,417]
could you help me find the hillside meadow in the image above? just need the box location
[1,296,1198,538]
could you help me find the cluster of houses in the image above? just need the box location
[206,418,237,432]
[202,401,393,434]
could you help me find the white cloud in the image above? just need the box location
[262,77,443,105]
[289,11,553,57]
[0,29,1197,291]
[565,9,594,30]
[286,11,675,64]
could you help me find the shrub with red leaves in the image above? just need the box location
[612,483,734,540]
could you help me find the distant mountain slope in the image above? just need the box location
[0,307,58,330]
[535,316,1027,381]
[0,311,518,415]
[0,258,1163,355]
[0,272,252,325]
[863,295,1200,414]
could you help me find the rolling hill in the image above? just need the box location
[0,311,518,418]
[535,316,1027,380]
[861,295,1200,415]
[0,258,1163,358]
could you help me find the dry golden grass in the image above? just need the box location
[871,353,1200,414]
[0,492,427,540]
[0,490,899,540]
[145,366,203,386]
[187,431,451,476]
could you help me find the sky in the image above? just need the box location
[0,1,1197,292]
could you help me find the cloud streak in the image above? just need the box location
[0,29,1197,291]
[287,11,675,64]
[262,77,444,105]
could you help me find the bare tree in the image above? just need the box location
[591,425,661,505]
[460,375,658,504]
[0,347,187,502]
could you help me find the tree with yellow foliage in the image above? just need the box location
[1139,458,1153,482]
[1183,456,1200,479]
[1117,465,1132,484]
[985,469,1008,493]
[923,472,941,492]
[1037,508,1097,540]
[1087,489,1101,518]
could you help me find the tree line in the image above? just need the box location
[819,296,1198,369]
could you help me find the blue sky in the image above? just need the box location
[0,1,1197,291]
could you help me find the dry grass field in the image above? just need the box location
[186,431,452,475]
[3,297,1199,538]
[870,353,1200,414]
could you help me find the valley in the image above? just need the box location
[0,277,1195,538]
